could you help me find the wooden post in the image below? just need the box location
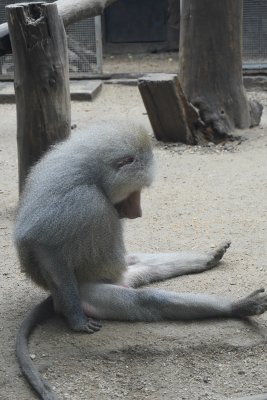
[6,2,71,193]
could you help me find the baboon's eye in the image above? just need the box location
[116,156,135,169]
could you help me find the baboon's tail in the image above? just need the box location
[16,296,57,400]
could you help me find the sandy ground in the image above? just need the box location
[0,83,267,400]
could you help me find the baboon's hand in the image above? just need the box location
[232,288,267,317]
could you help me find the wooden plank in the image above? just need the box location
[138,73,198,143]
[0,80,103,103]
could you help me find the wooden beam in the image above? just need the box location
[0,22,10,56]
[0,0,118,56]
[57,0,118,27]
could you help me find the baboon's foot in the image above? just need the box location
[232,288,267,317]
[207,240,231,268]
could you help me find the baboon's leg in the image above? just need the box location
[124,241,230,287]
[80,283,267,321]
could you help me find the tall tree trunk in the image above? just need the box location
[179,0,262,135]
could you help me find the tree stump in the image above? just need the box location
[6,2,71,193]
[179,0,263,136]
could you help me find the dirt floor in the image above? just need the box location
[0,78,267,400]
[103,52,179,75]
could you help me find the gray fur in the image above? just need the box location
[14,121,267,400]
[15,120,153,298]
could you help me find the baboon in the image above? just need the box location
[14,121,267,400]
